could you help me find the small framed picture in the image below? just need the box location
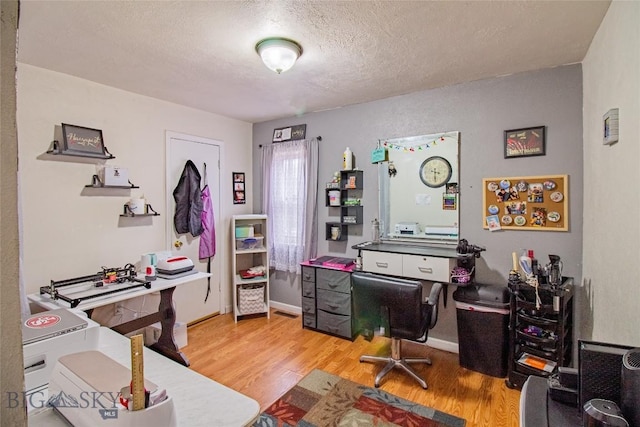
[504,126,546,158]
[232,172,246,204]
[272,124,306,142]
[61,123,108,157]
[442,194,457,210]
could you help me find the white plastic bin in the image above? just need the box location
[235,236,264,250]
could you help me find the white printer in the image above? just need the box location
[394,222,420,235]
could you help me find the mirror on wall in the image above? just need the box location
[378,131,460,245]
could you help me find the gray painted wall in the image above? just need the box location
[253,65,583,344]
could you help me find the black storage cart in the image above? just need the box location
[505,277,574,390]
[452,284,511,378]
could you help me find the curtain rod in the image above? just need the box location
[259,136,321,148]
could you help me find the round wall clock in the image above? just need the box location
[419,156,452,188]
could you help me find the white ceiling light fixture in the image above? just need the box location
[255,37,303,74]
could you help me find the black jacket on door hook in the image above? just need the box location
[173,160,204,237]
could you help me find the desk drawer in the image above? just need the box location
[316,269,351,294]
[302,280,315,298]
[402,255,453,282]
[301,266,315,283]
[316,288,350,315]
[302,296,315,315]
[362,251,403,276]
[317,310,351,338]
[303,313,316,328]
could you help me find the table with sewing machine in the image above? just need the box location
[28,267,210,367]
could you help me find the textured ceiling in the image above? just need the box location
[17,1,610,123]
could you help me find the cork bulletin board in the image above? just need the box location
[482,174,568,231]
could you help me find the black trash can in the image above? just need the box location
[452,284,510,378]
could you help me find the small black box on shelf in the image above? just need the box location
[548,372,578,407]
[558,367,579,390]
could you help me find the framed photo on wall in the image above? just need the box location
[504,126,546,159]
[233,172,246,204]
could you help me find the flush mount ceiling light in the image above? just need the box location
[255,37,303,74]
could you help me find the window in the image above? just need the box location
[262,138,318,273]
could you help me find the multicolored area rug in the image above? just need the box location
[252,369,466,427]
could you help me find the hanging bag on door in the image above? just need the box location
[173,160,204,237]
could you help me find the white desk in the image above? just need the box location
[29,272,210,366]
[28,327,260,426]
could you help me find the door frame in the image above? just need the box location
[165,130,225,314]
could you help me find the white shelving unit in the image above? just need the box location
[231,214,270,322]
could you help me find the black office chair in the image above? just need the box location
[351,271,443,389]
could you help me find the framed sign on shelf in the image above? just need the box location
[482,174,568,231]
[60,123,110,157]
[233,172,246,204]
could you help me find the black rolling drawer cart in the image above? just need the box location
[506,277,574,390]
[301,265,353,340]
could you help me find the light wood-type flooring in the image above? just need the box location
[182,309,522,427]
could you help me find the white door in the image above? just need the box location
[166,131,222,324]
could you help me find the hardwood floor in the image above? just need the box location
[182,309,522,427]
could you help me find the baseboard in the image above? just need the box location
[425,337,459,354]
[243,301,458,353]
[270,301,459,353]
[269,300,302,315]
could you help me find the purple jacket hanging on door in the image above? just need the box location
[199,185,216,259]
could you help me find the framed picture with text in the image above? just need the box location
[272,124,306,142]
[60,123,109,157]
[504,126,546,159]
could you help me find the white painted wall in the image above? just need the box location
[582,1,640,346]
[16,64,254,315]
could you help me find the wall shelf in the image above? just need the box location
[45,140,115,160]
[85,174,139,189]
[325,170,363,240]
[120,204,160,217]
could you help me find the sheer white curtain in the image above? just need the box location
[262,138,318,274]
